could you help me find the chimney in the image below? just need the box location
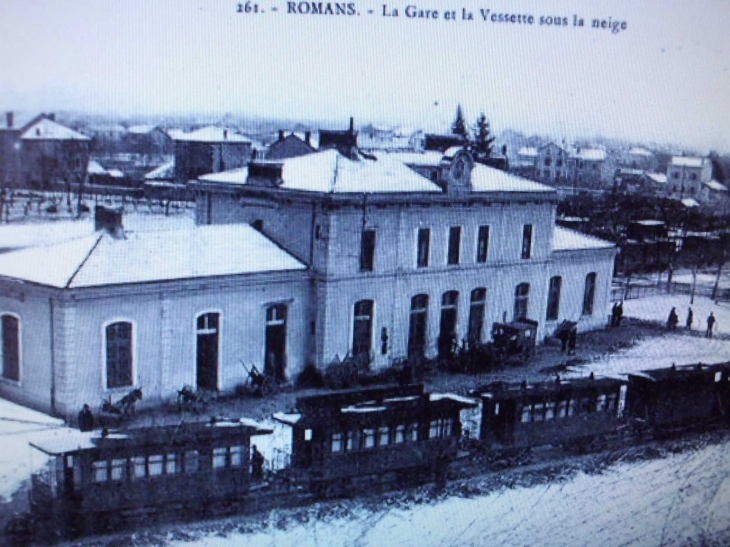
[305,131,311,146]
[223,129,229,140]
[94,206,125,239]
[47,113,56,122]
[349,117,354,134]
[5,112,13,129]
[278,130,285,141]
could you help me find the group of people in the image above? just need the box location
[667,307,717,338]
[557,326,577,355]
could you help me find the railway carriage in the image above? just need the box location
[476,376,627,450]
[25,419,272,539]
[625,362,730,430]
[273,384,477,496]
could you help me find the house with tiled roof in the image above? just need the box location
[0,111,90,190]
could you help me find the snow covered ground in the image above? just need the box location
[618,293,729,337]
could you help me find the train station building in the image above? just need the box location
[0,147,616,418]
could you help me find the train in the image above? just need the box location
[5,361,730,544]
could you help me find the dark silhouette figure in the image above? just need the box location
[706,312,716,338]
[78,404,94,432]
[567,329,577,355]
[558,329,569,353]
[667,308,679,330]
[686,308,693,331]
[610,302,619,327]
[251,445,265,480]
[616,302,624,326]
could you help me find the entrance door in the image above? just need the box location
[196,313,219,390]
[265,304,287,382]
[408,294,429,358]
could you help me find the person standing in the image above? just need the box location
[616,302,624,326]
[567,329,577,355]
[686,308,693,331]
[610,302,618,327]
[706,312,716,338]
[78,404,95,432]
[251,445,265,480]
[667,307,679,330]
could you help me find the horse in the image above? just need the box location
[118,388,143,415]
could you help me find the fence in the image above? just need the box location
[611,280,730,302]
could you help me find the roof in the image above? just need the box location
[21,118,90,141]
[682,198,700,208]
[634,219,664,226]
[87,160,106,175]
[0,223,306,289]
[628,147,653,156]
[375,151,444,166]
[671,156,706,168]
[0,221,95,251]
[201,149,442,194]
[144,161,175,180]
[647,172,667,184]
[173,126,251,143]
[704,180,728,192]
[573,149,606,161]
[107,169,124,178]
[470,163,555,193]
[0,112,45,131]
[552,226,615,252]
[127,124,158,134]
[518,147,538,157]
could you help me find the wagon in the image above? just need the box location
[490,319,538,365]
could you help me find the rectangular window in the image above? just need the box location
[443,419,453,437]
[165,453,178,474]
[467,288,487,344]
[410,422,419,442]
[546,276,562,321]
[447,226,461,265]
[596,394,607,412]
[545,402,556,421]
[378,426,390,446]
[184,450,200,473]
[132,456,146,479]
[331,432,344,453]
[567,399,577,417]
[213,447,227,469]
[521,406,531,423]
[148,455,164,476]
[476,226,489,263]
[556,400,567,418]
[105,321,133,389]
[230,446,244,467]
[429,420,440,439]
[92,461,108,483]
[533,403,545,422]
[346,430,360,451]
[521,225,533,259]
[1,315,20,382]
[360,229,376,272]
[395,424,405,444]
[417,228,430,268]
[363,429,376,448]
[583,273,597,316]
[111,458,126,480]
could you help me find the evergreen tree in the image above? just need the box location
[473,113,495,160]
[451,105,468,140]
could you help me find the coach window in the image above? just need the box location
[378,426,390,446]
[132,456,146,479]
[148,455,164,476]
[92,461,109,483]
[213,447,227,469]
[165,454,178,474]
[395,424,405,443]
[443,419,453,437]
[105,321,133,389]
[230,446,244,467]
[111,458,127,480]
[363,428,376,449]
[545,402,556,420]
[556,400,568,418]
[596,394,607,412]
[331,432,344,453]
[184,450,200,473]
[346,430,360,451]
[521,405,531,423]
[352,300,374,358]
[409,422,419,441]
[429,420,440,439]
[468,288,486,344]
[1,314,20,382]
[514,283,530,321]
[533,403,545,422]
[546,276,562,321]
[583,273,597,316]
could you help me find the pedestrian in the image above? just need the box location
[686,308,693,331]
[610,302,618,327]
[667,307,679,330]
[559,329,569,354]
[78,404,94,432]
[706,312,716,338]
[568,329,577,355]
[616,302,624,326]
[251,445,265,480]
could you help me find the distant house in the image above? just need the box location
[172,126,253,182]
[701,180,729,212]
[319,118,359,158]
[0,112,90,190]
[266,131,315,160]
[125,125,174,155]
[567,148,614,189]
[666,156,712,199]
[617,147,657,172]
[535,143,569,186]
[423,133,467,153]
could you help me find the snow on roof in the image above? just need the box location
[574,149,606,161]
[21,118,90,141]
[0,221,96,251]
[173,126,251,143]
[30,430,113,455]
[518,147,538,157]
[442,146,464,159]
[341,405,387,413]
[703,180,728,192]
[127,124,157,134]
[553,226,614,252]
[671,156,706,168]
[107,169,124,178]
[429,393,478,406]
[374,151,444,166]
[681,198,700,208]
[200,166,248,185]
[0,224,306,288]
[635,219,664,226]
[144,161,175,180]
[0,112,43,131]
[87,160,106,175]
[470,164,555,193]
[647,173,667,184]
[628,147,653,156]
[272,412,301,425]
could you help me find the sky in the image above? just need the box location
[0,0,729,152]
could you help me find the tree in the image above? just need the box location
[472,113,495,161]
[451,105,468,140]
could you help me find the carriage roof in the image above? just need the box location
[474,376,625,400]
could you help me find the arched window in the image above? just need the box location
[352,300,374,356]
[408,294,429,357]
[583,273,597,316]
[546,276,562,321]
[514,283,530,321]
[468,288,487,344]
[106,322,133,389]
[1,314,20,382]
